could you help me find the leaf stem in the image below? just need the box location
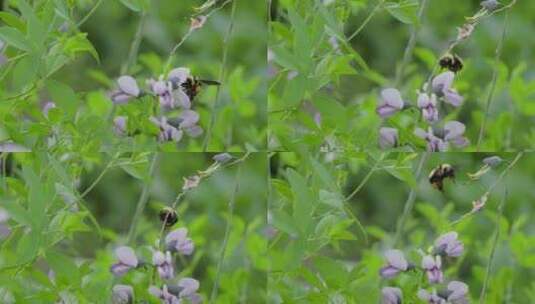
[347,0,386,42]
[76,0,104,28]
[476,12,509,151]
[392,152,429,247]
[80,152,121,198]
[394,0,429,87]
[479,188,508,303]
[126,153,159,245]
[202,0,238,151]
[209,164,242,303]
[345,153,385,201]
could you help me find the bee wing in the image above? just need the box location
[198,79,221,86]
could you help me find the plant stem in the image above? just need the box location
[202,0,238,151]
[80,152,121,198]
[450,152,522,227]
[156,152,251,249]
[76,0,104,27]
[209,164,242,303]
[479,188,507,303]
[345,153,385,201]
[394,0,429,87]
[347,0,386,41]
[121,12,147,75]
[126,153,159,245]
[392,152,429,247]
[476,12,509,151]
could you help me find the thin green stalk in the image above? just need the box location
[76,0,104,27]
[450,152,522,227]
[345,153,386,201]
[209,165,242,303]
[202,0,238,151]
[394,0,429,86]
[126,153,159,245]
[392,152,429,247]
[479,188,507,303]
[121,12,147,75]
[164,0,232,72]
[80,153,121,198]
[476,12,509,151]
[347,0,386,41]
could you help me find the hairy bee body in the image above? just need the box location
[159,207,178,227]
[429,164,455,191]
[180,77,221,101]
[439,54,463,73]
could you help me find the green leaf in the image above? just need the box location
[0,12,26,31]
[385,0,419,25]
[0,26,31,51]
[271,209,300,236]
[63,33,100,63]
[118,0,148,12]
[46,80,79,117]
[286,169,314,235]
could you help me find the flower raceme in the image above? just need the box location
[376,70,467,151]
[110,227,199,303]
[418,281,469,304]
[414,121,469,152]
[149,278,201,304]
[380,231,466,302]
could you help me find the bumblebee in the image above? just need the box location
[159,207,178,227]
[180,77,221,101]
[439,54,463,73]
[428,164,455,191]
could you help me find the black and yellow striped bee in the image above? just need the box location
[159,207,178,227]
[180,77,221,102]
[429,164,455,191]
[439,53,463,73]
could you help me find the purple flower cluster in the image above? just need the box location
[380,231,469,304]
[110,67,203,144]
[376,71,469,151]
[110,228,200,303]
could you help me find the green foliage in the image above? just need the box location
[0,152,267,303]
[269,0,535,151]
[269,151,535,303]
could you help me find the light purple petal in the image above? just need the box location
[444,121,466,141]
[432,71,454,94]
[384,249,408,270]
[115,246,138,267]
[379,127,398,149]
[444,89,464,107]
[168,67,190,84]
[179,110,200,128]
[381,88,404,109]
[381,287,402,304]
[448,281,468,300]
[177,278,199,297]
[118,76,140,97]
